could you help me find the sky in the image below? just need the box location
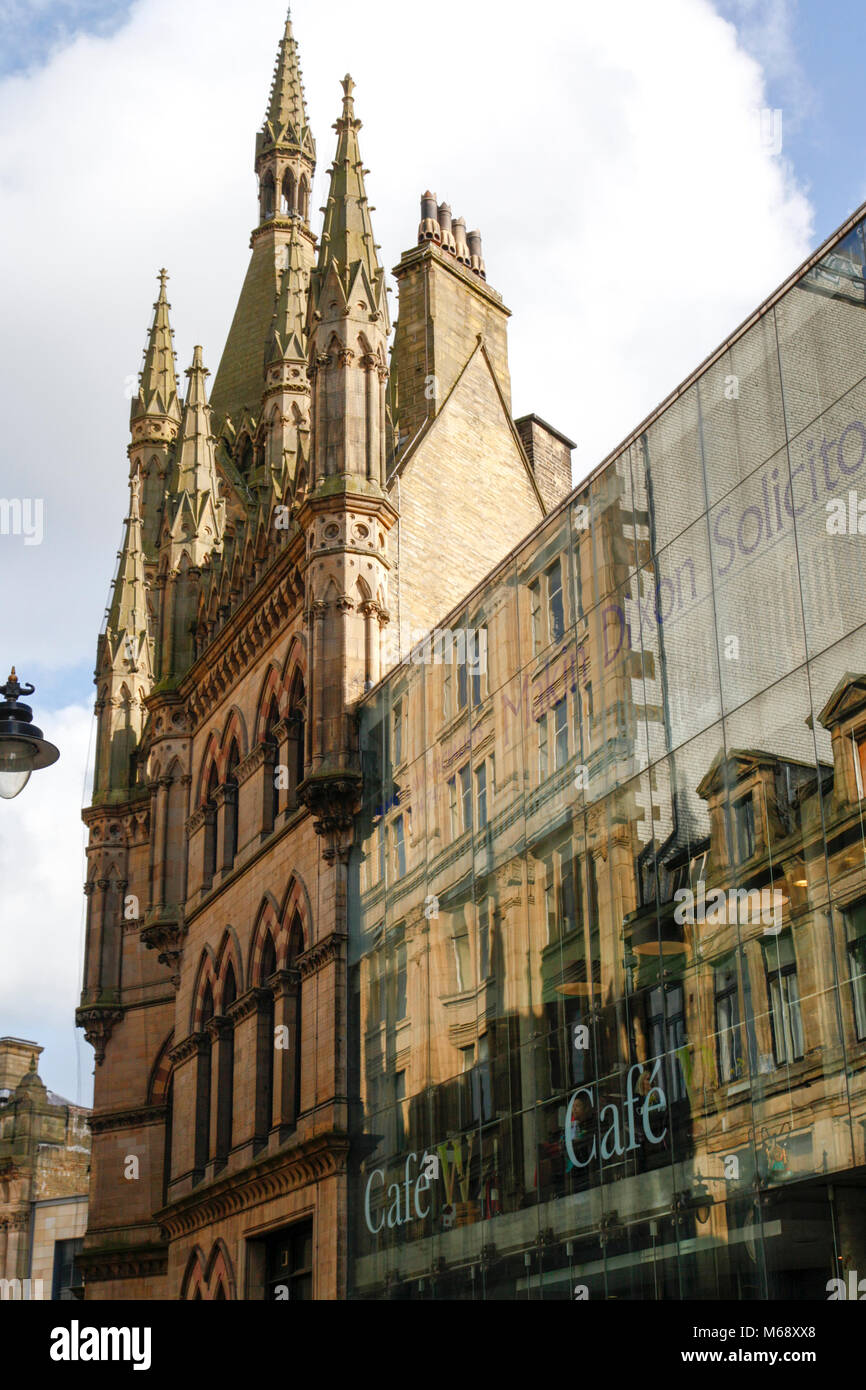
[0,0,864,1105]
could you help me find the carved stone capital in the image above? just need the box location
[169,1031,209,1066]
[186,805,209,837]
[298,932,347,979]
[213,782,238,810]
[236,743,268,785]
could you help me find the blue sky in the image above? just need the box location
[716,0,866,243]
[1,0,864,1105]
[0,0,135,76]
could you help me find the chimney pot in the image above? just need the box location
[418,191,441,244]
[437,202,456,254]
[467,229,486,279]
[453,217,471,266]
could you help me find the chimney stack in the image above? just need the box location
[418,190,440,243]
[467,229,486,280]
[437,202,456,254]
[453,216,471,266]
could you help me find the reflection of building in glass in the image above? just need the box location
[78,9,866,1301]
[350,215,866,1299]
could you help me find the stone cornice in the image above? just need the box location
[88,1103,168,1135]
[156,1133,350,1240]
[78,1241,168,1284]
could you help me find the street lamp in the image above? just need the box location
[0,668,60,800]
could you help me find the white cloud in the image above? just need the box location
[0,701,94,1105]
[0,0,818,1091]
[0,0,814,674]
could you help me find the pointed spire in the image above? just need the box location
[104,471,151,679]
[163,347,225,568]
[311,76,388,321]
[258,7,315,161]
[173,347,219,497]
[131,270,181,426]
[268,224,308,367]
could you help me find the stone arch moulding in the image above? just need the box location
[147,1030,175,1105]
[248,895,282,985]
[195,732,221,808]
[218,705,249,762]
[254,662,284,745]
[180,1245,208,1300]
[281,633,308,691]
[204,1239,237,1301]
[189,946,218,1033]
[279,872,312,961]
[214,927,245,1003]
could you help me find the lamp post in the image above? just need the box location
[0,668,60,799]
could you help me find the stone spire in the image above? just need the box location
[105,472,150,664]
[210,12,316,433]
[129,271,182,563]
[258,7,315,161]
[310,76,388,324]
[268,224,308,369]
[163,347,225,573]
[93,470,153,797]
[130,270,181,427]
[156,348,225,682]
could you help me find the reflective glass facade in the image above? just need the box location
[348,214,866,1300]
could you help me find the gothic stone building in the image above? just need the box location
[0,1038,90,1299]
[76,10,570,1300]
[80,8,866,1303]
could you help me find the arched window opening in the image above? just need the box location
[281,169,296,215]
[239,436,254,475]
[225,741,240,868]
[255,933,277,1147]
[161,1072,174,1206]
[265,698,281,829]
[215,965,236,1166]
[298,175,309,221]
[261,171,276,221]
[287,915,304,1124]
[204,762,219,887]
[194,981,214,1179]
[288,672,306,804]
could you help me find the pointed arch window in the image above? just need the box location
[261,171,276,221]
[255,933,277,1146]
[215,965,236,1168]
[288,672,306,804]
[204,763,219,887]
[286,915,303,1123]
[281,169,296,216]
[298,175,309,222]
[265,698,281,829]
[224,740,240,868]
[194,982,214,1180]
[162,1072,174,1206]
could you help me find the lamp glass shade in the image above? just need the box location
[0,738,38,799]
